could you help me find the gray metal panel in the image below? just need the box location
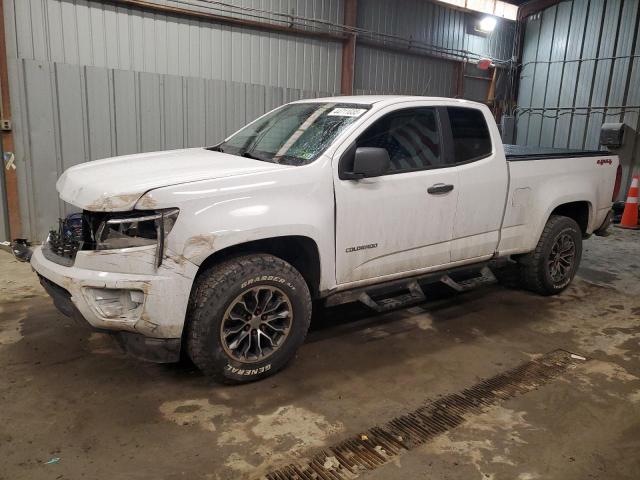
[568,0,605,149]
[186,77,206,147]
[23,60,60,239]
[515,13,541,145]
[357,0,516,62]
[226,82,247,135]
[609,0,639,113]
[515,0,640,153]
[8,0,343,93]
[113,70,140,156]
[56,64,87,170]
[139,72,163,152]
[354,44,456,97]
[526,5,556,147]
[539,2,571,148]
[554,0,588,148]
[85,66,115,160]
[463,78,489,102]
[205,78,227,144]
[163,75,185,149]
[584,0,622,149]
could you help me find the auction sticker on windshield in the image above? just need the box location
[327,107,367,117]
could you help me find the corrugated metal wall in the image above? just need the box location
[9,0,343,91]
[354,0,516,95]
[357,0,514,60]
[516,0,640,151]
[354,44,457,96]
[5,0,342,240]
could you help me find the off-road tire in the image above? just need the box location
[518,215,582,296]
[186,254,312,384]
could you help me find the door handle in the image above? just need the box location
[427,183,454,194]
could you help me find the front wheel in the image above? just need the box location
[518,215,583,296]
[186,254,312,384]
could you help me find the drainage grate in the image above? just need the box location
[263,350,585,480]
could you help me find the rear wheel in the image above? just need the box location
[518,215,582,296]
[186,254,312,384]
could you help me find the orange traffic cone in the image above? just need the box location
[617,174,639,229]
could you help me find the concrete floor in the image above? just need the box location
[1,229,639,480]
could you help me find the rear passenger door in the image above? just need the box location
[334,106,460,284]
[444,106,509,262]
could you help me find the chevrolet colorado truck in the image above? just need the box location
[30,96,621,383]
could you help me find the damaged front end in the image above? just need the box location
[28,205,197,362]
[43,208,179,268]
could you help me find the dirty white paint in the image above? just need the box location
[158,399,232,432]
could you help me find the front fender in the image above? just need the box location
[135,159,336,291]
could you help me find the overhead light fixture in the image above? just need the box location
[439,1,518,21]
[478,16,497,33]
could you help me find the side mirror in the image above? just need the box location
[342,147,390,180]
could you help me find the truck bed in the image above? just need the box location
[504,144,607,161]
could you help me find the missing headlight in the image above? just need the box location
[95,208,179,266]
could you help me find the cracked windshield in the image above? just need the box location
[213,103,370,165]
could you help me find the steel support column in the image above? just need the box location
[341,0,358,95]
[0,0,20,238]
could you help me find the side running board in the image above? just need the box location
[326,264,497,312]
[357,280,426,313]
[439,266,496,292]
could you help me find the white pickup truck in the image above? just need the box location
[29,96,621,383]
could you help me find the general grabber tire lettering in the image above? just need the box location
[186,254,312,384]
[518,215,583,296]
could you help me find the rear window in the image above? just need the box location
[447,107,492,163]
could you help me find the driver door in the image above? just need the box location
[334,106,460,285]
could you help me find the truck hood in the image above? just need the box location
[57,148,288,211]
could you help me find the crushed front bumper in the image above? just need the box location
[30,245,198,362]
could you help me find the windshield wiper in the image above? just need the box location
[209,145,225,153]
[241,150,273,162]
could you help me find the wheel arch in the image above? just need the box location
[549,200,592,236]
[195,235,322,299]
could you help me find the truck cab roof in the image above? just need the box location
[293,95,486,109]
